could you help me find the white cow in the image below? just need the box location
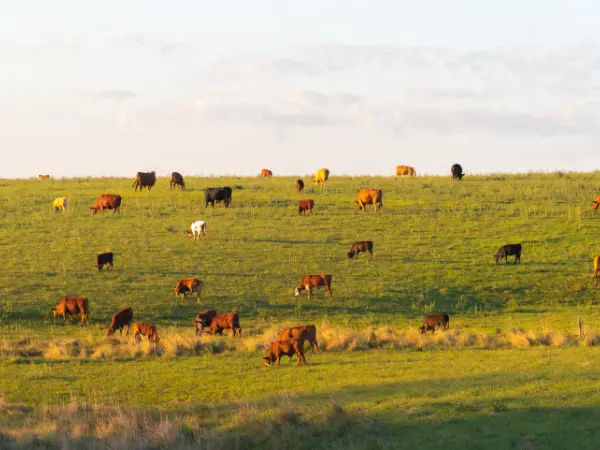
[187,220,206,240]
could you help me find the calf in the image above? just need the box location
[105,307,133,336]
[451,163,464,180]
[296,179,304,192]
[298,199,314,216]
[208,312,242,337]
[294,274,332,298]
[172,278,204,301]
[278,324,319,352]
[187,221,206,240]
[495,244,522,264]
[97,252,113,271]
[347,241,373,260]
[52,197,67,212]
[52,297,90,325]
[263,339,306,367]
[195,309,217,336]
[419,313,450,334]
[133,322,160,343]
[170,172,185,190]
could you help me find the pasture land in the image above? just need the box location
[2,172,600,448]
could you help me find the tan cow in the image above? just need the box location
[396,165,416,176]
[52,197,67,212]
[172,278,204,301]
[592,195,600,210]
[356,189,383,212]
[52,297,90,325]
[593,256,600,287]
[279,324,319,352]
[261,169,273,177]
[294,274,332,298]
[314,168,329,187]
[132,322,160,343]
[38,175,50,179]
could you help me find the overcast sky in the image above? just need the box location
[2,0,600,178]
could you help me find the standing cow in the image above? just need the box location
[90,194,121,215]
[52,197,67,212]
[105,307,133,336]
[314,168,330,187]
[263,339,306,367]
[278,324,319,352]
[420,313,450,334]
[187,221,207,240]
[298,199,314,216]
[52,297,90,325]
[396,165,416,176]
[204,187,232,208]
[347,241,373,260]
[208,312,242,337]
[451,164,464,180]
[170,172,185,190]
[495,244,522,264]
[261,169,273,177]
[296,179,304,192]
[133,322,160,343]
[172,278,205,301]
[294,274,333,298]
[356,189,383,212]
[97,252,113,271]
[132,171,156,191]
[195,309,217,335]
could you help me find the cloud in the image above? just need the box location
[107,32,189,54]
[99,90,137,101]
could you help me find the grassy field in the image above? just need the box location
[2,172,600,448]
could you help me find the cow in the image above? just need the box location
[105,307,133,336]
[194,309,217,336]
[396,165,416,176]
[204,187,232,208]
[208,312,242,337]
[278,324,319,353]
[172,278,204,301]
[132,322,160,343]
[314,168,330,187]
[38,175,50,179]
[132,171,156,192]
[451,164,464,180]
[347,241,373,260]
[296,179,304,192]
[97,252,113,271]
[170,172,185,190]
[261,169,273,177]
[90,194,121,215]
[495,244,522,264]
[187,221,207,240]
[420,313,450,334]
[294,274,332,298]
[593,256,600,287]
[52,197,67,212]
[298,199,314,216]
[263,339,306,367]
[52,297,90,325]
[592,195,600,210]
[356,189,383,212]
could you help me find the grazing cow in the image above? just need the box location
[261,169,273,177]
[52,297,90,325]
[187,221,207,240]
[105,307,133,336]
[298,199,314,216]
[38,175,50,179]
[592,195,600,210]
[132,171,156,192]
[90,194,121,215]
[294,274,332,298]
[97,252,113,271]
[208,312,242,337]
[314,168,330,187]
[396,165,416,176]
[132,322,160,343]
[593,256,600,287]
[52,197,67,212]
[204,187,232,208]
[347,241,373,260]
[263,339,306,367]
[194,309,217,335]
[495,244,522,264]
[296,179,304,192]
[278,324,319,352]
[451,164,464,180]
[172,278,204,301]
[419,313,450,334]
[356,189,383,212]
[170,172,185,190]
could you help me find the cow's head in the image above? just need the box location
[294,287,303,296]
[105,327,115,337]
[593,201,599,210]
[187,229,194,238]
[347,251,355,259]
[172,285,180,293]
[355,201,364,211]
[90,207,98,215]
[419,325,426,334]
[263,355,275,366]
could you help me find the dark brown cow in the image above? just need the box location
[298,199,314,215]
[38,175,50,179]
[419,313,450,334]
[90,194,121,215]
[195,309,217,336]
[132,171,156,192]
[296,179,304,192]
[170,172,185,190]
[52,297,90,325]
[263,339,306,367]
[294,274,332,298]
[356,189,383,212]
[97,252,113,271]
[347,241,373,260]
[172,278,204,301]
[261,169,273,177]
[278,324,319,352]
[105,307,133,336]
[495,244,522,264]
[208,312,242,337]
[133,322,160,343]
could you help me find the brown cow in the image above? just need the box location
[419,313,450,334]
[105,307,133,336]
[347,241,373,260]
[90,194,121,215]
[52,297,90,325]
[294,274,332,298]
[172,278,204,301]
[356,189,383,212]
[208,312,242,337]
[396,165,416,176]
[279,324,319,352]
[132,322,160,343]
[593,256,600,287]
[261,169,273,177]
[263,339,306,367]
[195,309,217,335]
[593,195,600,210]
[296,179,304,192]
[170,172,185,190]
[132,171,156,192]
[298,199,314,215]
[38,175,50,179]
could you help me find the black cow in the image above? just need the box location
[204,187,232,208]
[495,244,522,264]
[347,241,373,260]
[451,164,464,180]
[97,252,113,271]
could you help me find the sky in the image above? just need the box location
[2,0,600,178]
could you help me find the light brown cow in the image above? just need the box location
[396,165,416,176]
[172,278,204,301]
[314,168,329,187]
[261,169,273,177]
[279,324,319,352]
[52,197,67,212]
[38,175,50,179]
[294,274,332,298]
[195,309,217,335]
[263,339,306,366]
[52,297,90,325]
[90,194,121,215]
[356,189,383,212]
[593,256,600,287]
[592,195,600,210]
[133,322,160,343]
[298,199,314,215]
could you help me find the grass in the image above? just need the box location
[3,172,600,448]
